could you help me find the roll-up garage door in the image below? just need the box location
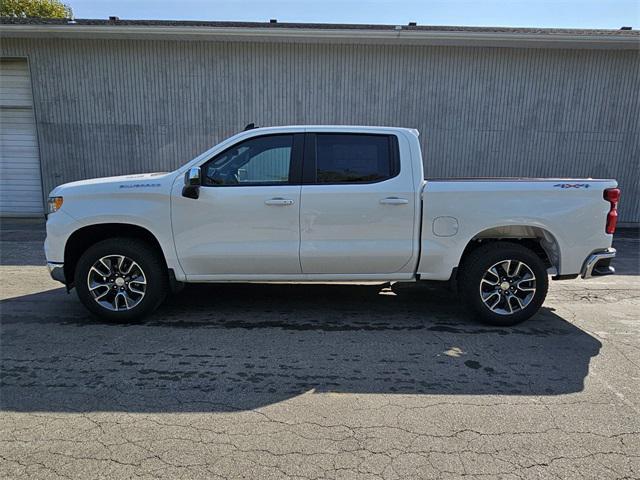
[0,58,43,216]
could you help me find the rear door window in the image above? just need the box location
[313,134,398,184]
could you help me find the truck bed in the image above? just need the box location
[417,178,617,280]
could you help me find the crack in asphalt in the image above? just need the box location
[2,233,639,479]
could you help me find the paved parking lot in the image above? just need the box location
[1,219,638,479]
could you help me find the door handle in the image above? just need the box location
[380,197,409,205]
[265,197,295,206]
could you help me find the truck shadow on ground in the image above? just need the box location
[1,283,601,413]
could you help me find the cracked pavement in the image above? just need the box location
[1,219,638,479]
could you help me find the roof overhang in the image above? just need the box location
[1,24,639,49]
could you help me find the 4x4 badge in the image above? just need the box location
[554,183,590,189]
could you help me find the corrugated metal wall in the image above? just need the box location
[1,38,638,221]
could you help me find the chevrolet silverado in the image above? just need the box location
[44,126,620,325]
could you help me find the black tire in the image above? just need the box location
[458,241,549,326]
[75,237,168,322]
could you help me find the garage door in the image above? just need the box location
[0,58,43,216]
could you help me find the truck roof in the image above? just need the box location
[239,125,420,136]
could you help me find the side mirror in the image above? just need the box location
[182,167,201,199]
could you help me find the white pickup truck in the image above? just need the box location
[45,126,620,325]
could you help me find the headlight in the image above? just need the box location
[47,196,64,214]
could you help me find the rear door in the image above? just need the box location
[172,133,304,277]
[299,132,416,274]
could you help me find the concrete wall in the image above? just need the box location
[1,38,638,222]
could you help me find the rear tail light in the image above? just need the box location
[604,188,620,234]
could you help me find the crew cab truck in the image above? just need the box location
[44,126,620,325]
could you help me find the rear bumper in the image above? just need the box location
[47,262,66,284]
[581,248,616,279]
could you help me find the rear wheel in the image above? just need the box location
[75,238,168,322]
[458,242,549,326]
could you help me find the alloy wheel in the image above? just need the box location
[86,255,147,311]
[479,259,536,315]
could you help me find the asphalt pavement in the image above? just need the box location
[1,219,638,479]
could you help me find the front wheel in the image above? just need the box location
[458,242,549,326]
[75,238,168,322]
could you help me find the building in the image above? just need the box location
[0,18,638,222]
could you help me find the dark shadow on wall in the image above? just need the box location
[1,282,601,413]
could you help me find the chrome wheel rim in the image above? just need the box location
[87,255,147,311]
[479,259,536,316]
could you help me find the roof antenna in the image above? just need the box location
[244,123,256,131]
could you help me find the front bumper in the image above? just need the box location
[47,262,66,284]
[581,248,616,279]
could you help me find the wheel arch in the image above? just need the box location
[459,225,561,275]
[64,223,167,287]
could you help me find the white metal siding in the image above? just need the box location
[0,40,638,221]
[0,58,43,216]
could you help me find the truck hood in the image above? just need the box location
[50,172,172,196]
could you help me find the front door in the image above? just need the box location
[300,132,416,275]
[172,133,304,277]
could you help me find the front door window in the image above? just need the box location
[203,135,293,186]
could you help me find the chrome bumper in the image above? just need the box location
[47,262,66,284]
[581,248,616,279]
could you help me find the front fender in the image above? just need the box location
[47,187,185,281]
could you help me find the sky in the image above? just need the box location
[69,0,639,30]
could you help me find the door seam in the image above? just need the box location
[297,184,303,274]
